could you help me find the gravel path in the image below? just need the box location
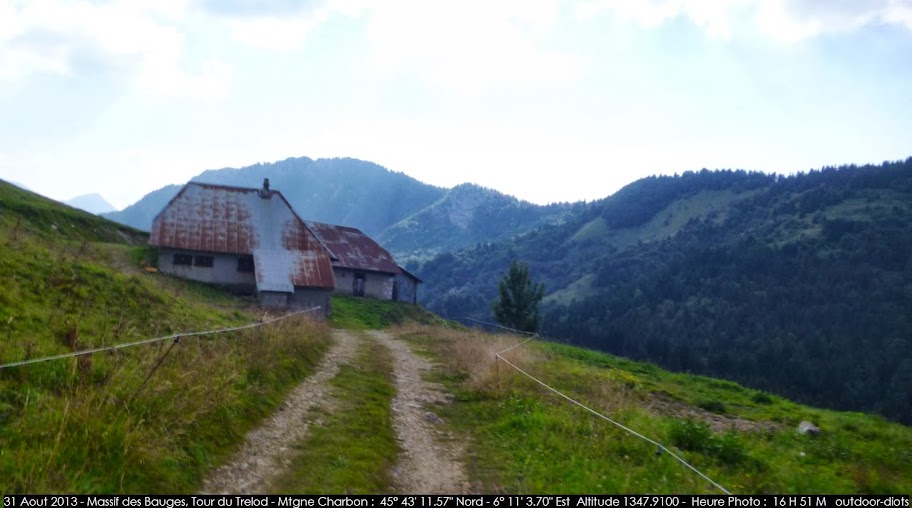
[369,330,469,494]
[200,328,468,494]
[200,329,358,494]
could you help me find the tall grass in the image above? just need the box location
[395,323,912,494]
[0,209,332,493]
[0,315,330,493]
[422,325,537,392]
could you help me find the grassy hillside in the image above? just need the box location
[5,177,910,495]
[417,159,912,424]
[295,296,912,494]
[0,178,147,245]
[395,323,912,494]
[0,180,332,493]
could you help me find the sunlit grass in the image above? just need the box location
[0,198,332,493]
[396,323,912,494]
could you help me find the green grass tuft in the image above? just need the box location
[329,295,443,330]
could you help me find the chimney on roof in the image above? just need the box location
[259,178,272,199]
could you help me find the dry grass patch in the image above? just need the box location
[394,323,540,393]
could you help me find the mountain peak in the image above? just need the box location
[66,193,117,214]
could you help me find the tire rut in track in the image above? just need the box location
[369,330,469,494]
[200,329,359,494]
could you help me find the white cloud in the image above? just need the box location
[363,0,586,93]
[185,0,585,91]
[758,0,912,42]
[0,0,229,99]
[575,0,752,38]
[220,0,368,50]
[576,0,912,42]
[225,9,330,50]
[884,0,912,27]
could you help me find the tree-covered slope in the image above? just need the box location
[378,183,577,261]
[415,159,912,424]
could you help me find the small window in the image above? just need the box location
[194,255,214,267]
[173,254,193,266]
[237,256,255,273]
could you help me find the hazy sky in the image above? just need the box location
[2,0,911,209]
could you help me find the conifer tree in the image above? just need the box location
[493,260,545,333]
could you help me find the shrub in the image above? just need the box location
[751,392,774,405]
[697,398,727,414]
[669,418,746,465]
[669,419,713,452]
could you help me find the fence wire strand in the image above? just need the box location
[0,306,321,370]
[470,318,733,495]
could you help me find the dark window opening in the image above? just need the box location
[353,273,366,297]
[237,256,255,273]
[173,254,193,266]
[194,255,214,267]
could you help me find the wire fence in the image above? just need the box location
[1,301,730,492]
[0,306,322,370]
[469,317,732,495]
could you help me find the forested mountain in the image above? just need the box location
[378,182,579,261]
[104,157,571,258]
[415,159,912,424]
[104,157,444,237]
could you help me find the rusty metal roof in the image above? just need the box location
[150,182,335,290]
[304,221,402,275]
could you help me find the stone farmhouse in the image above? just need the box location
[149,180,419,312]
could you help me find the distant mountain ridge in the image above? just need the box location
[377,182,580,261]
[104,184,183,232]
[104,156,573,259]
[416,158,912,424]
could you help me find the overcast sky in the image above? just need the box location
[1,0,911,209]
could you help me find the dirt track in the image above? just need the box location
[370,330,468,493]
[200,329,359,493]
[200,328,467,494]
